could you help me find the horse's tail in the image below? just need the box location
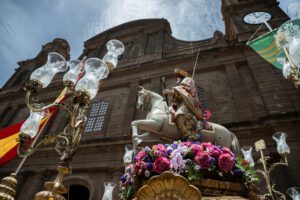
[231,132,240,155]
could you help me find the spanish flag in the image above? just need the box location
[247,29,285,70]
[0,110,56,165]
[0,88,67,166]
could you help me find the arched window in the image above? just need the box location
[63,185,90,200]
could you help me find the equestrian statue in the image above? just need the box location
[131,69,240,154]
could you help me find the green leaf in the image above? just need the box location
[125,185,134,199]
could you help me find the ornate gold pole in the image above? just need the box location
[255,139,289,200]
[34,166,70,200]
[0,173,17,200]
[0,84,69,200]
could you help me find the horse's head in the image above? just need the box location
[137,86,149,111]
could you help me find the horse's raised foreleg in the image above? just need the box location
[131,119,162,151]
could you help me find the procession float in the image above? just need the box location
[117,17,300,200]
[119,69,261,200]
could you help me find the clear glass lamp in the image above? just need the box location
[102,182,116,200]
[241,146,255,167]
[63,60,81,86]
[288,34,300,69]
[287,187,300,200]
[123,145,133,164]
[75,58,109,99]
[20,110,47,138]
[272,132,290,155]
[282,60,293,79]
[103,39,125,70]
[30,52,67,88]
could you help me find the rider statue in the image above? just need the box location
[164,69,212,141]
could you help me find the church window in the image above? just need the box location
[84,101,109,133]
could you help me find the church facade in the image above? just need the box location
[0,0,300,199]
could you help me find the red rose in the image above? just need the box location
[194,151,212,169]
[134,161,147,175]
[207,145,222,158]
[221,147,234,157]
[190,144,204,155]
[200,142,212,150]
[218,153,234,173]
[153,157,170,173]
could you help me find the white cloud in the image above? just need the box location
[287,2,300,18]
[1,0,295,87]
[86,0,224,41]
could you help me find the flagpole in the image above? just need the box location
[263,20,273,31]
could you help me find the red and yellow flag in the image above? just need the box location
[0,87,67,166]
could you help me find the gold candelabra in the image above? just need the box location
[241,132,291,200]
[0,39,125,200]
[254,139,288,200]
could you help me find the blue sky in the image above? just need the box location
[0,0,299,87]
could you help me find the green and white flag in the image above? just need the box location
[247,29,284,70]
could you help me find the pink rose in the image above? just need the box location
[151,144,167,157]
[134,161,147,175]
[190,144,204,155]
[207,145,222,158]
[200,142,212,150]
[135,150,147,162]
[153,156,170,173]
[181,141,192,147]
[218,153,235,173]
[221,147,234,157]
[125,164,134,174]
[194,151,212,169]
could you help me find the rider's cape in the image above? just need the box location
[172,77,203,120]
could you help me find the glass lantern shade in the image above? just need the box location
[287,187,300,200]
[75,58,109,99]
[288,35,300,69]
[272,132,290,155]
[20,110,47,138]
[102,39,125,69]
[123,145,133,164]
[282,60,293,79]
[63,60,81,85]
[241,146,255,167]
[30,52,67,88]
[102,182,116,200]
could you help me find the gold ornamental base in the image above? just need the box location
[132,172,259,200]
[0,173,17,200]
[34,166,70,200]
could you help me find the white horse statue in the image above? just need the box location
[131,86,240,154]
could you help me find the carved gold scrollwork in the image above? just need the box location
[136,172,202,200]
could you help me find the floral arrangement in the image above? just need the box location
[120,141,257,199]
